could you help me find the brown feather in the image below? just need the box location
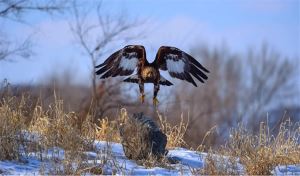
[95,45,147,79]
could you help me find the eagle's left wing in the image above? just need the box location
[154,46,209,87]
[95,45,147,79]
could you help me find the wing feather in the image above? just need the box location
[95,45,147,79]
[154,46,209,87]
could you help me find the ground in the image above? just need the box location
[0,141,299,175]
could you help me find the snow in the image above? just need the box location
[272,164,300,175]
[0,157,41,175]
[93,141,206,175]
[0,141,299,175]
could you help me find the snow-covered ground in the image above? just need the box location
[0,141,299,175]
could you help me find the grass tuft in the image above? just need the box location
[157,112,189,149]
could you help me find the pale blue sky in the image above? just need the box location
[0,0,299,84]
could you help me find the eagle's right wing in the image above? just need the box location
[95,45,147,79]
[154,46,209,87]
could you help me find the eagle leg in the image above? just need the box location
[140,94,145,103]
[153,97,159,106]
[139,79,145,103]
[153,83,160,106]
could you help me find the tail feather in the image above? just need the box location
[123,74,173,86]
[123,75,139,83]
[160,75,173,86]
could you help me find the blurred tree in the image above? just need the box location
[70,1,144,121]
[0,0,68,61]
[169,44,298,148]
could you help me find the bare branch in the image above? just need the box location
[0,31,33,61]
[0,0,70,62]
[0,0,68,19]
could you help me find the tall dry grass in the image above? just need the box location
[0,82,102,174]
[224,120,300,175]
[197,119,300,175]
[157,112,189,149]
[1,81,299,174]
[0,96,28,160]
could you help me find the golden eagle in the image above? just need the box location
[95,45,209,106]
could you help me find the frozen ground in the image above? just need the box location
[0,141,299,175]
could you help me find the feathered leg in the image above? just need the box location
[153,83,160,106]
[139,79,145,103]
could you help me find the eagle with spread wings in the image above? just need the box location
[95,45,209,106]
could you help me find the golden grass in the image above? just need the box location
[27,93,101,174]
[29,92,95,151]
[0,97,27,160]
[0,87,99,174]
[224,120,300,175]
[95,117,120,142]
[1,84,299,174]
[157,112,189,149]
[197,119,300,175]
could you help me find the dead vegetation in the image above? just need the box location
[157,112,189,149]
[0,79,299,174]
[194,119,300,175]
[222,120,300,175]
[0,95,28,160]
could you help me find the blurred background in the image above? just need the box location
[0,0,299,148]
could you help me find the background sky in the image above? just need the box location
[0,0,299,85]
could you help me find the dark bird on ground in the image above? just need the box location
[95,45,209,106]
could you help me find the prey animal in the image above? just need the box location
[95,45,209,106]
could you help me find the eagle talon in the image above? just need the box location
[140,94,145,103]
[153,97,159,106]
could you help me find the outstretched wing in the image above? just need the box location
[154,46,209,87]
[95,45,147,79]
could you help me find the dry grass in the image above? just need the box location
[197,119,300,175]
[192,150,241,175]
[103,108,189,150]
[27,92,105,174]
[224,120,300,175]
[157,112,189,149]
[0,83,101,174]
[29,94,96,151]
[1,81,299,174]
[0,96,28,160]
[95,117,120,142]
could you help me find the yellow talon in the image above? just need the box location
[140,94,145,103]
[153,97,159,106]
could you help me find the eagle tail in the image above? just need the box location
[160,75,173,86]
[123,75,139,83]
[123,74,173,86]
